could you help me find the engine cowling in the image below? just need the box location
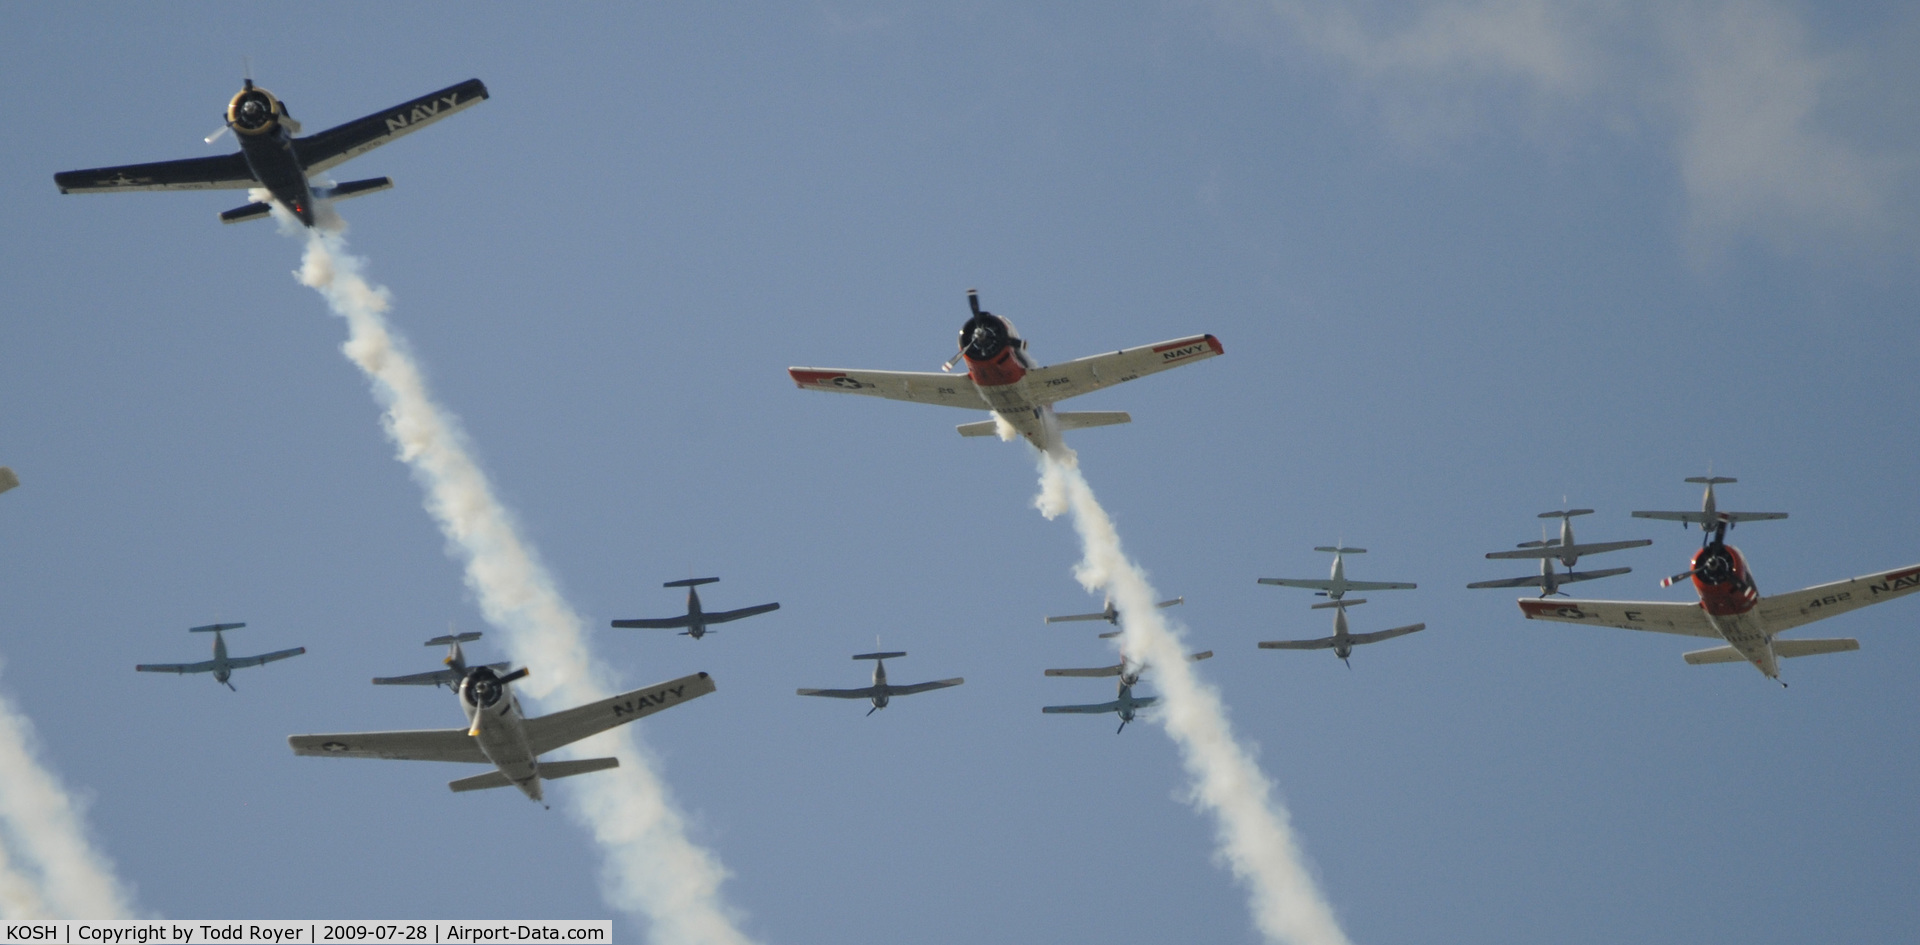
[226,85,283,136]
[957,311,1031,387]
[461,666,506,708]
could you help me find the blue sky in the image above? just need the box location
[2,3,1917,942]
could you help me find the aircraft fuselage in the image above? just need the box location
[459,671,541,801]
[225,84,318,226]
[1687,542,1776,677]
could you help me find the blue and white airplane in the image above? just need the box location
[798,651,963,716]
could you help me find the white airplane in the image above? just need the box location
[1521,480,1915,683]
[1632,475,1787,532]
[1258,599,1425,667]
[1484,509,1651,569]
[1044,595,1183,628]
[1259,547,1415,600]
[1043,680,1159,734]
[0,466,17,495]
[370,631,506,688]
[136,623,306,691]
[1044,649,1212,686]
[797,651,963,715]
[610,577,780,640]
[290,661,714,804]
[788,290,1222,451]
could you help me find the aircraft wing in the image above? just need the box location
[701,602,780,625]
[296,79,490,175]
[288,728,486,763]
[1757,563,1920,634]
[1045,665,1124,677]
[610,615,693,629]
[1517,598,1719,638]
[225,647,307,669]
[135,659,220,674]
[886,678,965,696]
[1633,511,1788,526]
[55,152,255,194]
[1257,636,1338,650]
[787,368,983,409]
[525,672,715,756]
[1044,611,1111,623]
[372,668,461,686]
[1023,335,1224,407]
[1486,539,1651,560]
[796,686,880,699]
[1347,622,1427,646]
[1466,575,1547,589]
[1042,700,1122,714]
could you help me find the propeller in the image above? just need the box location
[498,667,530,685]
[940,289,984,372]
[205,125,230,145]
[1660,568,1699,588]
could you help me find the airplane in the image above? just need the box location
[1484,509,1651,569]
[0,466,17,495]
[135,622,305,691]
[1520,487,1917,682]
[1042,680,1159,734]
[1632,476,1787,532]
[54,77,488,227]
[370,631,507,688]
[291,663,715,805]
[788,290,1222,451]
[1044,595,1183,627]
[1258,547,1415,600]
[610,577,780,640]
[797,651,963,715]
[1258,598,1425,667]
[1467,557,1630,596]
[1045,649,1212,686]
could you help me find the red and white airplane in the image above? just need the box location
[788,290,1222,451]
[1520,477,1920,683]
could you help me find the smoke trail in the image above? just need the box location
[291,225,752,945]
[1036,450,1351,945]
[0,667,138,919]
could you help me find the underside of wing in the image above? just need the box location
[524,672,715,756]
[1044,612,1109,623]
[1632,511,1707,524]
[1466,575,1547,589]
[1045,665,1123,677]
[787,368,983,409]
[1022,334,1224,407]
[1259,578,1335,590]
[1343,580,1417,591]
[610,615,694,629]
[1517,598,1718,637]
[1347,623,1426,646]
[226,647,306,669]
[371,668,463,686]
[887,678,964,696]
[135,660,218,674]
[288,728,487,763]
[55,153,254,193]
[796,686,879,699]
[702,602,780,625]
[297,79,490,175]
[1043,700,1122,714]
[1488,540,1650,560]
[1757,563,1920,633]
[1257,637,1338,650]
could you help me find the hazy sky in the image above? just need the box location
[3,3,1918,943]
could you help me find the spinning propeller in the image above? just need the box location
[941,289,985,372]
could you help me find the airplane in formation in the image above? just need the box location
[54,77,488,226]
[1043,680,1160,733]
[1519,477,1918,683]
[1044,595,1183,631]
[135,623,305,691]
[1259,546,1415,600]
[1470,508,1647,595]
[610,577,780,639]
[788,290,1222,451]
[1045,649,1212,686]
[290,644,714,804]
[797,651,963,715]
[1259,598,1425,667]
[370,631,506,688]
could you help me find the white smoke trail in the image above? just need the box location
[0,667,138,919]
[1036,449,1351,945]
[292,225,752,945]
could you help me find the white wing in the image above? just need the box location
[288,729,486,763]
[787,368,983,409]
[1757,563,1920,633]
[1022,334,1223,406]
[1517,598,1719,638]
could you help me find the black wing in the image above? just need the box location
[700,602,780,625]
[296,79,489,175]
[55,153,254,193]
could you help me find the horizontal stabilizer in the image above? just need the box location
[1539,509,1594,518]
[1097,629,1121,639]
[1685,476,1738,485]
[1776,638,1859,659]
[218,202,273,224]
[425,632,482,646]
[1054,411,1132,431]
[315,177,393,201]
[956,420,999,437]
[190,623,246,633]
[665,577,721,588]
[1314,546,1365,554]
[1311,598,1364,610]
[1680,645,1746,665]
[852,651,907,661]
[447,770,513,793]
[538,757,621,781]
